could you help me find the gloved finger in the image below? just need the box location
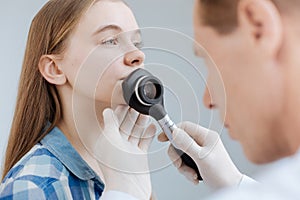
[128,114,150,146]
[167,145,182,168]
[119,108,139,140]
[157,132,169,142]
[171,128,203,159]
[139,123,156,152]
[178,164,199,185]
[113,105,129,125]
[101,108,121,143]
[103,108,118,131]
[168,146,199,184]
[177,121,210,146]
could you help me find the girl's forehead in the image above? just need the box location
[79,0,139,34]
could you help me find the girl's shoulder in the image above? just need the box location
[0,128,104,199]
[0,143,72,199]
[2,143,70,182]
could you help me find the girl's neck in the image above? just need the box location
[57,94,109,181]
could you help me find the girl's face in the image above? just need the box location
[58,0,144,105]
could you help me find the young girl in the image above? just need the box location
[0,0,156,199]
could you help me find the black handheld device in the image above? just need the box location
[122,68,202,181]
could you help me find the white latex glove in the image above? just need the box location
[93,106,156,200]
[158,121,243,189]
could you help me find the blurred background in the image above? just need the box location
[0,0,262,199]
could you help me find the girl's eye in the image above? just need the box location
[134,41,144,49]
[101,38,119,46]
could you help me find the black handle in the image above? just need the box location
[175,148,202,181]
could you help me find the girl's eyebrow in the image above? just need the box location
[92,24,141,37]
[92,24,122,36]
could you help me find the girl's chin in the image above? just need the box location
[111,99,128,108]
[95,97,127,108]
[110,92,127,105]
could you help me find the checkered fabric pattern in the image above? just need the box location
[0,126,104,199]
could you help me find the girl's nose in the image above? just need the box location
[124,49,145,67]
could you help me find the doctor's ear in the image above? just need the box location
[38,55,67,85]
[237,0,283,57]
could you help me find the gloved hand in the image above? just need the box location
[93,106,156,200]
[158,121,243,189]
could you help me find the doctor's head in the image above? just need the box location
[193,0,300,164]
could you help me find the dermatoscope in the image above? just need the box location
[122,68,202,180]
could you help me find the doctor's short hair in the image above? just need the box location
[198,0,298,34]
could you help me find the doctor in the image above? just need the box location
[160,0,300,198]
[101,0,300,199]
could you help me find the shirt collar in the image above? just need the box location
[40,126,104,186]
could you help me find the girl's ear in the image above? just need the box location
[38,55,67,85]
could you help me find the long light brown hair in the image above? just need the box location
[2,0,97,180]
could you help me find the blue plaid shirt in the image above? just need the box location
[0,126,104,199]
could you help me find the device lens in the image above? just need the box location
[144,81,157,99]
